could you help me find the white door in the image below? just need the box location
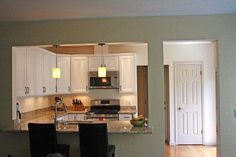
[71,56,88,93]
[175,63,203,144]
[57,56,71,94]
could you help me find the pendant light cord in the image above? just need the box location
[98,43,105,67]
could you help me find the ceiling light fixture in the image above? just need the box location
[98,43,106,77]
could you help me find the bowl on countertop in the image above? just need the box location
[130,119,145,127]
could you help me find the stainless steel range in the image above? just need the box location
[86,99,120,120]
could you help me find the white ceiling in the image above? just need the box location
[0,0,236,22]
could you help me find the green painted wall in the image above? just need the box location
[0,14,236,157]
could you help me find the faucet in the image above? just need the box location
[54,97,67,127]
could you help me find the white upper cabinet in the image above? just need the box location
[56,55,71,94]
[71,56,89,93]
[13,47,37,96]
[88,56,102,71]
[104,56,118,71]
[13,47,27,97]
[89,56,118,71]
[119,55,136,93]
[36,48,56,95]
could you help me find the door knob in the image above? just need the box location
[177,107,182,110]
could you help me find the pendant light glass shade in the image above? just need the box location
[98,43,106,77]
[52,45,61,79]
[52,68,61,78]
[98,66,106,77]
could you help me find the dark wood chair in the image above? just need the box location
[78,123,115,157]
[28,123,70,157]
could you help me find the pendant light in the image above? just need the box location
[52,45,61,78]
[98,43,106,77]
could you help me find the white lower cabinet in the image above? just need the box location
[119,114,133,120]
[76,114,86,121]
[65,114,86,121]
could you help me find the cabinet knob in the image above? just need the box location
[177,107,182,111]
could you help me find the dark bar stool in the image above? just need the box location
[78,123,115,157]
[28,123,70,157]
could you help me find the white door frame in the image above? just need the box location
[174,62,204,144]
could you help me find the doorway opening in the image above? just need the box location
[163,40,218,157]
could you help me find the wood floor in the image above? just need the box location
[165,144,216,157]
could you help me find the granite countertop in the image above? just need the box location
[2,110,151,134]
[4,120,152,134]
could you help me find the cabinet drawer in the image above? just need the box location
[75,114,86,121]
[119,114,133,120]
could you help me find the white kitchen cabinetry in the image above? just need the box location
[36,49,56,95]
[119,55,136,93]
[75,114,86,121]
[119,114,133,120]
[104,56,119,71]
[57,55,71,94]
[88,56,102,71]
[14,47,38,96]
[89,56,118,71]
[71,56,89,93]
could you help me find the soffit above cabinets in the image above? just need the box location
[42,42,148,55]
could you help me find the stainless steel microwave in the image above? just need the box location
[88,71,119,89]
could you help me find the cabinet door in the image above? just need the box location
[104,56,118,71]
[71,57,88,93]
[119,55,135,93]
[13,47,27,97]
[88,56,102,71]
[47,54,56,94]
[76,114,86,121]
[35,50,44,95]
[119,114,133,120]
[26,48,37,96]
[43,52,56,95]
[57,56,71,94]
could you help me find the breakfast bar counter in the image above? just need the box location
[3,120,152,134]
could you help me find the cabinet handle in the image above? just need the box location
[68,86,70,92]
[55,86,57,93]
[28,87,30,94]
[42,87,45,93]
[26,87,29,94]
[25,87,27,94]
